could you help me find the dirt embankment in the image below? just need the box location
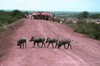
[0,18,25,57]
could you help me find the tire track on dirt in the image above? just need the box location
[52,21,100,66]
[36,20,89,66]
[0,19,100,66]
[50,21,100,66]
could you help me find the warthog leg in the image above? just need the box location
[20,44,21,48]
[52,43,54,48]
[55,43,58,48]
[47,43,50,48]
[66,44,72,49]
[64,44,67,49]
[25,42,27,48]
[22,43,24,48]
[33,42,36,48]
[37,43,43,48]
[43,42,46,48]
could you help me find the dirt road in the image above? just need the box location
[0,18,100,66]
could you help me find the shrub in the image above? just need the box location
[8,24,15,30]
[0,27,5,32]
[65,21,100,40]
[0,10,27,32]
[89,14,100,19]
[64,21,76,28]
[0,53,4,57]
[52,18,60,23]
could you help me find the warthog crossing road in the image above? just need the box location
[17,37,72,49]
[46,37,58,48]
[17,38,27,48]
[30,36,46,48]
[57,38,72,49]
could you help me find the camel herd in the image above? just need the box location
[17,36,72,49]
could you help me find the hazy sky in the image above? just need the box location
[0,0,100,12]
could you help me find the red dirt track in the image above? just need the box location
[0,18,100,66]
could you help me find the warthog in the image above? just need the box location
[46,37,58,48]
[57,39,72,49]
[30,36,46,48]
[17,38,27,48]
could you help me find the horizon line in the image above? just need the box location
[0,9,100,13]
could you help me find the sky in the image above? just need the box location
[0,0,100,12]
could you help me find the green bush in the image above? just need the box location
[64,21,76,28]
[75,21,100,40]
[0,10,27,32]
[52,18,60,23]
[89,14,100,19]
[64,21,100,40]
[0,53,4,57]
[8,24,15,29]
[0,27,5,32]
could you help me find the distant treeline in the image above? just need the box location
[0,10,28,31]
[54,11,100,19]
[76,11,100,19]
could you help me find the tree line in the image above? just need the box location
[77,11,100,19]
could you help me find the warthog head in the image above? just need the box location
[17,43,20,46]
[17,40,20,46]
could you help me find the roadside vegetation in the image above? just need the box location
[73,11,100,40]
[53,11,100,40]
[67,21,100,40]
[0,10,27,32]
[0,52,3,57]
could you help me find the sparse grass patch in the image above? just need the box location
[0,53,4,57]
[52,18,60,23]
[63,21,76,28]
[18,21,24,26]
[0,26,5,32]
[8,24,15,30]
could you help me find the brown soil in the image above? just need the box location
[0,18,100,66]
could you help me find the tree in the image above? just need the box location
[77,11,89,19]
[11,10,21,15]
[11,10,25,18]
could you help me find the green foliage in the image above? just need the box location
[0,54,2,57]
[76,11,100,19]
[73,21,100,40]
[0,10,27,32]
[89,14,100,19]
[11,10,25,19]
[8,24,15,30]
[63,21,76,28]
[0,27,5,32]
[77,11,89,19]
[52,18,60,23]
[63,20,100,40]
[0,52,4,57]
